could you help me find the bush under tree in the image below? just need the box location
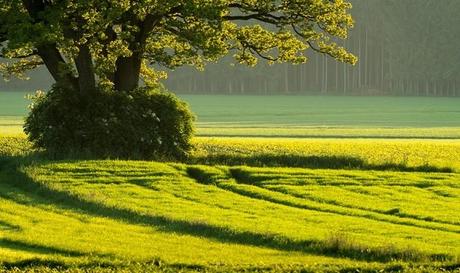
[25,86,194,160]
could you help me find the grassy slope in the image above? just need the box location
[1,136,460,272]
[0,92,27,136]
[1,160,460,272]
[189,94,460,138]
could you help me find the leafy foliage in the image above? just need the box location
[0,0,356,86]
[24,86,194,159]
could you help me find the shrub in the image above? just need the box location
[24,85,195,160]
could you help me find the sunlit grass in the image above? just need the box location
[225,166,460,226]
[4,135,459,172]
[0,160,383,270]
[197,125,460,139]
[1,133,460,272]
[0,117,24,136]
[192,137,460,172]
[5,121,460,139]
[2,161,460,263]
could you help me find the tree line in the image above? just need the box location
[165,0,460,96]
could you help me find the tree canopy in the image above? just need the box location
[0,0,356,94]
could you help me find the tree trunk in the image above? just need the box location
[343,63,347,95]
[114,54,142,92]
[112,15,159,92]
[74,45,96,95]
[335,59,338,93]
[284,65,289,94]
[37,44,77,89]
[323,56,328,94]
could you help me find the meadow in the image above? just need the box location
[2,92,460,138]
[0,92,459,272]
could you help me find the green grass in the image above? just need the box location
[0,117,24,136]
[192,137,460,172]
[181,95,460,127]
[1,92,460,272]
[1,136,460,272]
[0,92,31,117]
[2,92,460,138]
[197,126,460,139]
[1,159,460,272]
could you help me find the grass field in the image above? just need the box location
[192,138,460,172]
[2,92,460,138]
[0,135,459,272]
[1,92,460,272]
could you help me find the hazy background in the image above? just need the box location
[1,0,459,97]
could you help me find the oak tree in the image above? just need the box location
[1,0,356,94]
[0,0,356,158]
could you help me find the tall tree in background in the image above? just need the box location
[381,0,460,96]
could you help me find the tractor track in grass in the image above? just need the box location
[5,166,439,263]
[43,165,271,218]
[222,181,460,235]
[0,238,91,258]
[225,173,460,234]
[0,157,457,264]
[229,168,460,226]
[257,184,460,227]
[185,166,460,235]
[0,220,21,232]
[100,166,460,241]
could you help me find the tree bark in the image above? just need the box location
[37,45,78,89]
[74,44,96,95]
[112,13,169,93]
[113,15,160,92]
[114,54,142,92]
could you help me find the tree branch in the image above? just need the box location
[36,45,76,86]
[21,0,78,87]
[291,24,326,54]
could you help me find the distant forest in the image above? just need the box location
[1,0,460,96]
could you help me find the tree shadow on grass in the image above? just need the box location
[0,154,452,264]
[189,154,454,173]
[0,220,21,231]
[0,238,86,257]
